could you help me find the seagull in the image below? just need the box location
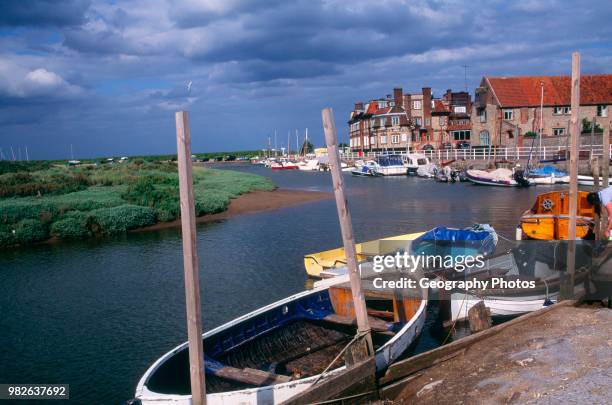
[187,80,193,95]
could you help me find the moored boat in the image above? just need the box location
[375,154,407,176]
[527,165,569,184]
[466,168,532,187]
[304,231,425,278]
[577,175,612,186]
[518,190,595,240]
[134,271,428,404]
[270,160,299,170]
[350,160,381,176]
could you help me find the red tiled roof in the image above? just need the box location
[432,100,449,113]
[487,74,612,107]
[365,101,379,114]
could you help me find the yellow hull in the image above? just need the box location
[303,232,425,278]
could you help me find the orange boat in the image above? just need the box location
[519,190,595,240]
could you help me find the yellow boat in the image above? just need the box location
[303,231,425,278]
[519,190,595,240]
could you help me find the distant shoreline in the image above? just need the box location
[132,188,331,232]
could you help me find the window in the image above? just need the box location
[454,106,467,113]
[356,138,360,147]
[503,109,514,120]
[401,133,407,142]
[553,107,563,115]
[370,137,375,145]
[480,130,490,146]
[364,136,369,146]
[478,108,487,123]
[413,100,422,110]
[415,117,422,126]
[597,105,608,117]
[379,101,387,108]
[451,130,471,141]
[425,118,431,126]
[563,107,571,114]
[553,128,566,136]
[380,117,386,127]
[392,116,399,126]
[439,117,445,125]
[380,135,387,144]
[370,119,375,128]
[391,135,400,144]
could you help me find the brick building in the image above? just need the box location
[348,87,471,152]
[472,75,612,148]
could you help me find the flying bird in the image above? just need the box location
[187,80,193,95]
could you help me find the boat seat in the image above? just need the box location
[213,366,291,386]
[322,314,396,337]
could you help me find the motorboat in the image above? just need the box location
[518,190,595,240]
[297,159,319,171]
[416,163,438,178]
[465,168,533,187]
[134,270,428,404]
[577,175,612,186]
[270,159,299,170]
[375,154,407,176]
[351,160,381,176]
[527,166,570,184]
[404,154,431,176]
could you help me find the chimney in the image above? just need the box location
[393,88,403,108]
[422,87,432,127]
[355,102,364,111]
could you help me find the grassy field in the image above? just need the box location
[0,160,274,247]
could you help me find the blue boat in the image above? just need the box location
[410,224,498,261]
[528,165,568,178]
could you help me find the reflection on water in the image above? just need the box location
[0,164,569,403]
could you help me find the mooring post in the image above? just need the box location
[321,107,374,362]
[593,157,601,239]
[175,111,206,405]
[561,52,580,301]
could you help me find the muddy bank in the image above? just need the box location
[134,188,331,232]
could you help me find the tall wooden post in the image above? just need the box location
[603,125,610,187]
[175,111,206,405]
[562,53,580,300]
[321,107,374,360]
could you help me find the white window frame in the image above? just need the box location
[391,135,400,144]
[413,100,422,110]
[415,117,422,126]
[391,116,399,126]
[562,106,571,115]
[597,105,608,117]
[370,136,375,145]
[503,109,514,120]
[479,108,486,123]
[553,128,566,136]
[401,133,407,142]
[380,135,387,144]
[425,118,431,126]
[553,107,563,115]
[454,106,466,114]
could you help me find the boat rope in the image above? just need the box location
[441,292,468,346]
[310,329,371,387]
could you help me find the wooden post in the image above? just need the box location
[468,301,491,333]
[321,107,374,360]
[562,53,580,301]
[593,157,601,240]
[175,111,206,405]
[603,126,610,187]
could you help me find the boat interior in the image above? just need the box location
[145,278,423,395]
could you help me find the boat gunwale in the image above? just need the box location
[135,278,428,402]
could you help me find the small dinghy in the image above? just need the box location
[518,190,595,240]
[466,168,532,187]
[449,246,589,321]
[410,224,499,260]
[135,270,427,404]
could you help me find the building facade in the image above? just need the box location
[471,75,612,149]
[348,87,471,152]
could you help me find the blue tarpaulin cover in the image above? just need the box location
[410,224,498,257]
[529,165,567,177]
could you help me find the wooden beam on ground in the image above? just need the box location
[280,357,377,405]
[379,300,578,386]
[175,111,206,405]
[562,52,580,301]
[321,107,373,360]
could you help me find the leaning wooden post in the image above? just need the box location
[175,111,206,405]
[603,125,610,187]
[562,52,580,301]
[322,107,374,361]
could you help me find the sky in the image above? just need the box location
[0,0,611,160]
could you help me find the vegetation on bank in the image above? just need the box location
[0,161,274,247]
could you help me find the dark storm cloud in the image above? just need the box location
[0,0,611,159]
[0,0,91,27]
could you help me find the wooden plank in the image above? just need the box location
[175,111,206,405]
[379,300,578,385]
[279,357,376,405]
[323,314,394,336]
[321,107,373,360]
[562,52,580,301]
[213,367,290,386]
